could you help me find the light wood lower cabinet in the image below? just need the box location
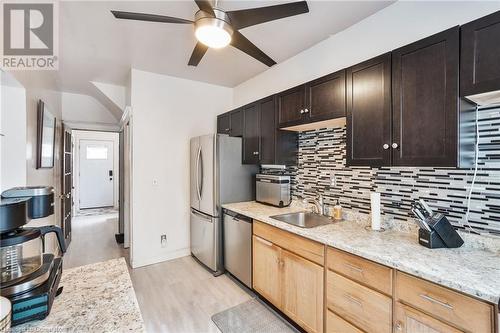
[394,302,463,333]
[326,310,363,333]
[281,249,324,333]
[326,271,392,333]
[252,236,282,308]
[252,231,324,333]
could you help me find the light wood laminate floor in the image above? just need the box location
[63,212,252,332]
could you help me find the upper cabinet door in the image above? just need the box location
[392,27,459,167]
[217,113,230,135]
[259,97,276,165]
[461,10,500,97]
[306,70,346,122]
[242,103,260,164]
[346,53,391,167]
[277,85,306,127]
[229,109,243,137]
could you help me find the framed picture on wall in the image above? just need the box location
[36,100,56,169]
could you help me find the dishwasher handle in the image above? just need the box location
[224,210,252,223]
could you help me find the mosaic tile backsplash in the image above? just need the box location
[278,107,500,236]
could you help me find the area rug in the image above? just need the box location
[212,299,298,333]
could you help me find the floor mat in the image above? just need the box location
[212,299,297,333]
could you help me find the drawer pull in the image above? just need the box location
[343,293,363,307]
[255,236,273,247]
[419,294,454,310]
[343,262,363,273]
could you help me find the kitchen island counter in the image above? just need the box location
[11,257,145,332]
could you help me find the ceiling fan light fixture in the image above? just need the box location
[194,10,233,49]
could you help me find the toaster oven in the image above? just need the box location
[256,174,291,207]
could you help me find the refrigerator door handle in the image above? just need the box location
[191,208,213,221]
[196,146,202,201]
[199,146,204,199]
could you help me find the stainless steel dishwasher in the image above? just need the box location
[223,210,252,288]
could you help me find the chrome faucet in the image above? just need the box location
[303,194,327,216]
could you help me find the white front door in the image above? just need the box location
[79,139,114,209]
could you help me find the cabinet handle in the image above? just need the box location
[394,322,403,331]
[253,151,259,155]
[383,144,389,150]
[304,108,309,113]
[225,128,230,132]
[419,294,453,310]
[343,262,363,273]
[255,236,273,247]
[300,109,305,114]
[343,293,363,307]
[392,143,399,149]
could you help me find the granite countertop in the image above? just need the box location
[223,201,500,306]
[12,257,145,332]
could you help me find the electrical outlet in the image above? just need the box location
[160,235,167,248]
[330,175,337,187]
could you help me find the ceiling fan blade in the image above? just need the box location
[194,0,215,16]
[111,10,193,24]
[188,42,209,66]
[226,1,309,29]
[230,31,276,67]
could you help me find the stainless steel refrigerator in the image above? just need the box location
[190,134,257,275]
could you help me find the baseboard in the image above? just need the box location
[130,248,190,268]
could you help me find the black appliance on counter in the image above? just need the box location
[0,186,66,326]
[411,199,464,249]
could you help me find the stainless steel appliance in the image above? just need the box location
[0,186,65,327]
[256,174,291,207]
[190,134,257,275]
[223,210,252,288]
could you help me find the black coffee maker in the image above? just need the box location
[0,186,66,326]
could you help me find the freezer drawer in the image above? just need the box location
[190,208,219,272]
[223,211,252,288]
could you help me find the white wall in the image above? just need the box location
[129,69,232,268]
[233,1,500,107]
[72,130,120,212]
[62,92,119,130]
[25,87,63,255]
[1,71,27,192]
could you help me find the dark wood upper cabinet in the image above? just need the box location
[242,103,260,164]
[306,70,346,122]
[277,85,306,127]
[392,27,459,167]
[461,10,500,97]
[217,113,230,135]
[229,109,243,137]
[259,97,276,165]
[346,53,392,167]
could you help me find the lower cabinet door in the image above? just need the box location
[281,249,324,333]
[394,302,463,333]
[252,236,282,308]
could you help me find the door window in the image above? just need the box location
[86,146,108,160]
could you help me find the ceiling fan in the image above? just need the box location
[111,0,309,67]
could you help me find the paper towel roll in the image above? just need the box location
[370,192,381,230]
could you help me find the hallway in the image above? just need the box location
[63,209,125,269]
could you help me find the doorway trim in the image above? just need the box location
[73,130,119,213]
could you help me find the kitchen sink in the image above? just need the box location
[270,212,333,228]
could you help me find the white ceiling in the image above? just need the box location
[11,0,394,106]
[55,0,393,95]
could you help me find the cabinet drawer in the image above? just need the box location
[326,247,392,295]
[326,271,392,333]
[395,271,494,333]
[253,221,324,266]
[326,310,363,333]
